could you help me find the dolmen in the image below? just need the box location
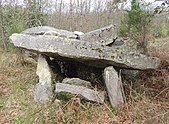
[10,25,161,107]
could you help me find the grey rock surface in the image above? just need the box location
[10,33,160,70]
[112,37,124,46]
[106,37,124,48]
[21,26,77,39]
[103,66,124,107]
[34,55,53,103]
[62,78,92,88]
[55,83,105,103]
[73,31,84,36]
[80,25,117,45]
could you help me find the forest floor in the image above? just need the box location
[0,38,169,124]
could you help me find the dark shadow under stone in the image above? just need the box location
[46,57,104,89]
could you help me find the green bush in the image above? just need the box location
[26,8,47,27]
[119,16,129,37]
[6,21,26,36]
[119,0,153,53]
[0,4,47,51]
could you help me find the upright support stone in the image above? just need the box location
[103,66,124,107]
[34,54,53,103]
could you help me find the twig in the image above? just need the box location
[93,88,115,115]
[61,93,79,110]
[154,87,169,99]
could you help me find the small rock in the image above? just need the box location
[106,37,124,47]
[74,31,84,36]
[80,25,116,43]
[55,83,105,103]
[62,78,92,88]
[103,66,124,107]
[113,37,124,46]
[74,31,84,40]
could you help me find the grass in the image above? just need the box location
[0,37,169,124]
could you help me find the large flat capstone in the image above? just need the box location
[10,33,160,70]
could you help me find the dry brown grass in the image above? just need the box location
[149,37,169,60]
[0,37,169,124]
[0,52,25,68]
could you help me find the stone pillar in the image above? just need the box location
[34,54,53,103]
[103,66,124,107]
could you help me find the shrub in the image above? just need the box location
[0,4,47,51]
[6,21,25,36]
[119,0,153,54]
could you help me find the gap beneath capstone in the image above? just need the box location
[46,56,105,90]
